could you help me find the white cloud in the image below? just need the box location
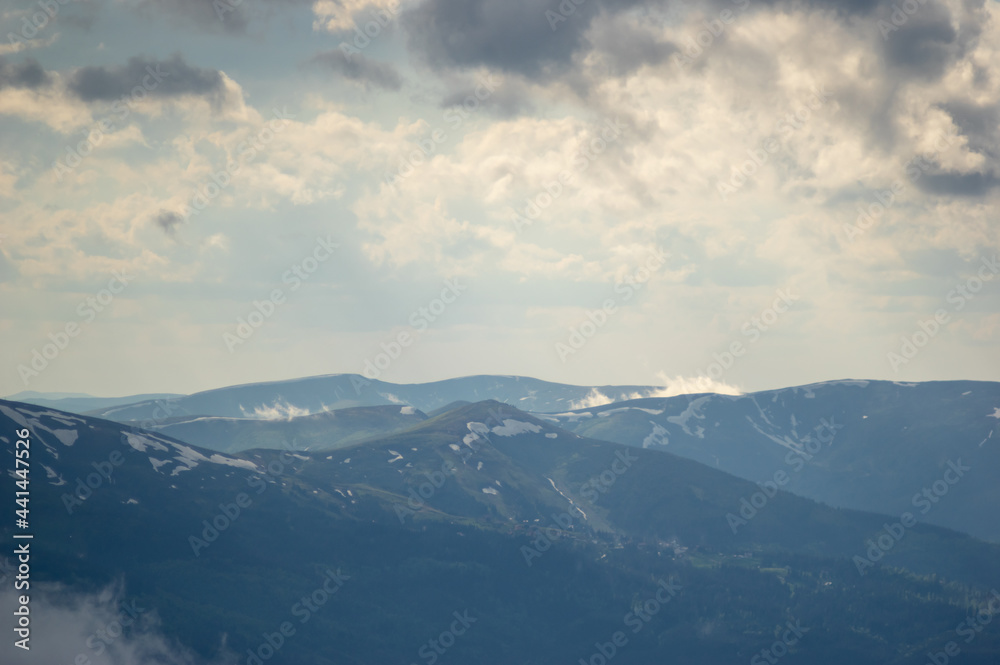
[648,373,743,398]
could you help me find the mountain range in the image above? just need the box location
[3,377,1000,664]
[23,375,996,543]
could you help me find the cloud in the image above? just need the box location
[135,0,250,33]
[242,400,313,419]
[879,2,963,80]
[401,0,605,79]
[440,75,530,117]
[153,209,184,237]
[584,11,679,77]
[0,582,213,665]
[312,0,406,32]
[647,373,744,397]
[568,387,615,409]
[0,57,50,90]
[66,54,229,107]
[916,169,1000,196]
[565,375,741,409]
[311,49,403,90]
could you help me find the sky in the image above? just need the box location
[1,0,999,398]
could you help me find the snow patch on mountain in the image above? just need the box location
[207,454,258,470]
[51,429,78,446]
[400,406,416,415]
[537,412,592,425]
[547,477,587,520]
[380,392,404,404]
[666,397,710,438]
[42,464,65,486]
[467,422,490,434]
[597,406,664,417]
[125,432,170,453]
[643,423,669,448]
[491,420,542,436]
[0,405,30,429]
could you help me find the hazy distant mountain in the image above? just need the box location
[539,379,1000,542]
[82,374,658,422]
[7,392,183,413]
[6,390,94,400]
[5,397,1000,664]
[144,405,429,454]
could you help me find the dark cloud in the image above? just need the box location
[440,75,532,117]
[134,0,314,34]
[881,9,957,79]
[916,169,1000,196]
[137,0,249,34]
[153,210,184,237]
[401,0,609,79]
[66,54,229,107]
[586,14,678,76]
[311,50,403,90]
[940,100,1000,161]
[399,0,900,80]
[399,0,984,84]
[0,57,50,90]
